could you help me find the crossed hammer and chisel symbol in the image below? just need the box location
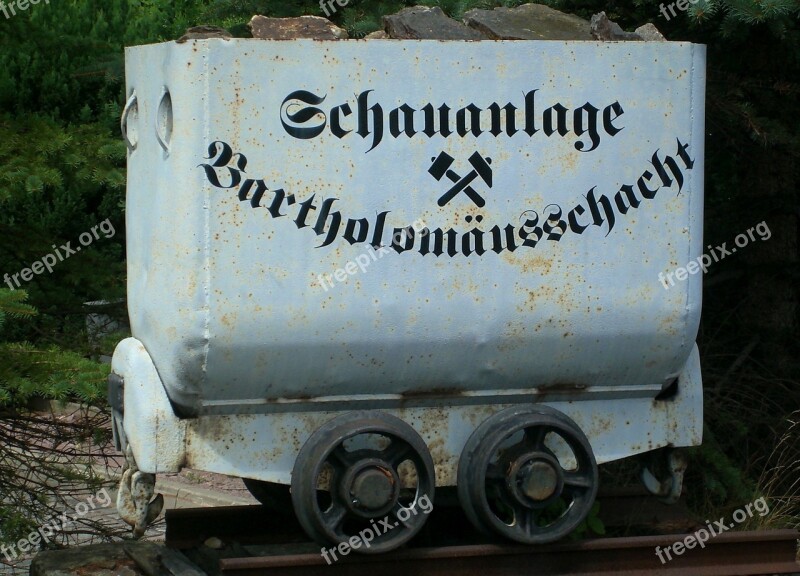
[428,151,493,207]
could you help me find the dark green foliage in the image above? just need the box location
[687,427,755,506]
[0,289,115,554]
[0,289,36,328]
[0,1,201,122]
[0,338,110,409]
[0,114,126,350]
[0,287,108,419]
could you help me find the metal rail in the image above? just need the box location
[219,531,799,576]
[164,503,798,576]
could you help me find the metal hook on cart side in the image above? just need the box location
[117,446,164,537]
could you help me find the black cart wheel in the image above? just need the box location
[291,412,435,554]
[457,405,598,544]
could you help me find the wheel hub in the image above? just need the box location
[351,466,396,511]
[339,456,402,518]
[521,460,560,501]
[506,451,564,507]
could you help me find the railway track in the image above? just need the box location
[163,497,800,576]
[216,532,800,576]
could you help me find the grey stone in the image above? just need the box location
[30,543,146,576]
[635,22,667,41]
[176,25,232,43]
[248,15,348,40]
[463,3,592,41]
[122,543,162,576]
[589,11,642,41]
[364,30,389,39]
[31,543,205,576]
[384,6,486,40]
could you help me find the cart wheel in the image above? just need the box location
[291,411,435,554]
[458,405,598,544]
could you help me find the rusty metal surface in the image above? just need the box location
[122,39,706,416]
[111,338,186,474]
[111,334,701,482]
[181,347,701,485]
[216,530,800,576]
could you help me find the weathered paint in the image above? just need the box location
[117,38,705,485]
[112,336,701,485]
[123,39,705,416]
